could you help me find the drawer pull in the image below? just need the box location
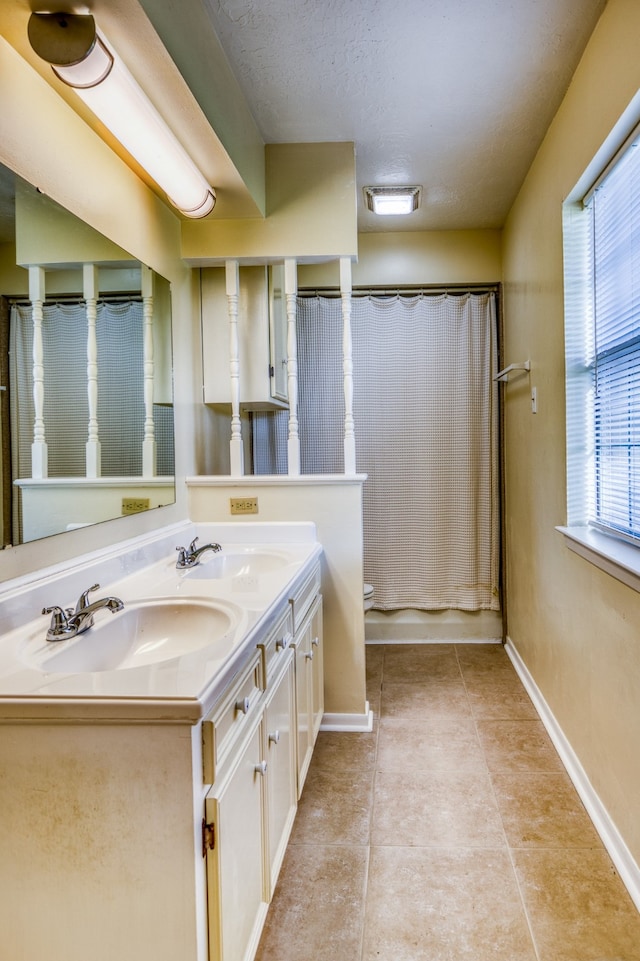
[235,697,250,715]
[275,636,287,651]
[305,650,314,661]
[311,636,319,647]
[268,730,281,744]
[254,760,268,776]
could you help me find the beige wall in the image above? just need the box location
[502,0,640,866]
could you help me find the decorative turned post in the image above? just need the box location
[83,264,101,477]
[340,257,356,474]
[225,259,244,476]
[28,266,47,478]
[141,265,157,477]
[284,258,300,475]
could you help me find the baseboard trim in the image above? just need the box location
[320,702,374,733]
[505,636,640,913]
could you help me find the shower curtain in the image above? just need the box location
[253,292,500,612]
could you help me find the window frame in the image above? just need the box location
[560,104,640,592]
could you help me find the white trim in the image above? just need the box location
[186,474,367,487]
[505,636,640,913]
[557,525,640,594]
[320,702,374,733]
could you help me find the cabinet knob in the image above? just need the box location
[254,760,268,776]
[235,697,250,715]
[268,730,281,744]
[275,636,286,651]
[305,650,314,661]
[311,636,319,647]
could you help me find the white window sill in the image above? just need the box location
[557,525,640,593]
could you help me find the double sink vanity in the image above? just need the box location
[0,521,323,961]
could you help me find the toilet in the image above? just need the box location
[364,582,375,612]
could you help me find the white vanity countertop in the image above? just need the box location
[0,521,322,722]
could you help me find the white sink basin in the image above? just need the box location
[183,550,290,580]
[21,597,241,674]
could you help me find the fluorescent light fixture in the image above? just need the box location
[28,12,215,218]
[364,185,421,216]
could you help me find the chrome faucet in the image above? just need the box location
[175,537,222,569]
[42,583,124,642]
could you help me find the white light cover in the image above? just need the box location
[364,185,421,217]
[54,38,215,218]
[372,194,415,215]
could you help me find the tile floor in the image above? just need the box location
[255,642,640,961]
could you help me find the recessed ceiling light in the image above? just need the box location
[364,185,421,215]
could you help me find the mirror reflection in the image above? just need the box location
[0,165,175,547]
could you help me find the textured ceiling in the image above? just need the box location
[202,0,608,231]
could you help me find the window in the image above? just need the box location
[587,140,640,543]
[562,118,640,589]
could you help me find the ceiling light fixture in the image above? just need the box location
[364,185,421,216]
[27,12,216,219]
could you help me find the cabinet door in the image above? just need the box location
[309,596,324,742]
[268,264,289,403]
[264,650,297,893]
[294,619,313,796]
[205,722,268,961]
[201,265,288,410]
[293,594,324,796]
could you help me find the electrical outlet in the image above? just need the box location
[122,497,150,515]
[230,497,258,515]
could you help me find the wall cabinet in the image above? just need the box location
[201,264,289,410]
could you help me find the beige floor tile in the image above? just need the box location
[377,716,487,773]
[512,848,640,961]
[363,846,537,961]
[456,643,514,675]
[491,771,602,848]
[476,718,565,773]
[311,727,378,774]
[381,676,472,719]
[256,843,368,961]
[371,768,506,847]
[465,671,538,719]
[383,647,461,683]
[289,767,373,845]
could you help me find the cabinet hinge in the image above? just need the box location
[268,364,275,378]
[202,818,215,857]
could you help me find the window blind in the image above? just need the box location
[589,139,640,541]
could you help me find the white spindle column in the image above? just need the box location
[83,264,101,477]
[225,259,244,475]
[141,265,157,477]
[284,258,300,475]
[28,266,47,479]
[340,257,357,474]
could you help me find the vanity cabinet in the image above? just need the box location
[201,264,289,410]
[0,554,322,961]
[203,563,321,961]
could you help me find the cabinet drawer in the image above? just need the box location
[290,563,321,633]
[258,606,293,682]
[202,651,262,783]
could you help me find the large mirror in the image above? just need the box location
[0,163,175,547]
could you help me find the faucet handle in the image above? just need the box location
[188,537,199,552]
[42,605,74,641]
[76,583,100,612]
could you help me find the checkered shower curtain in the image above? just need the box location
[253,292,500,612]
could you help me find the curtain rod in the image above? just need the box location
[297,283,499,298]
[8,293,143,306]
